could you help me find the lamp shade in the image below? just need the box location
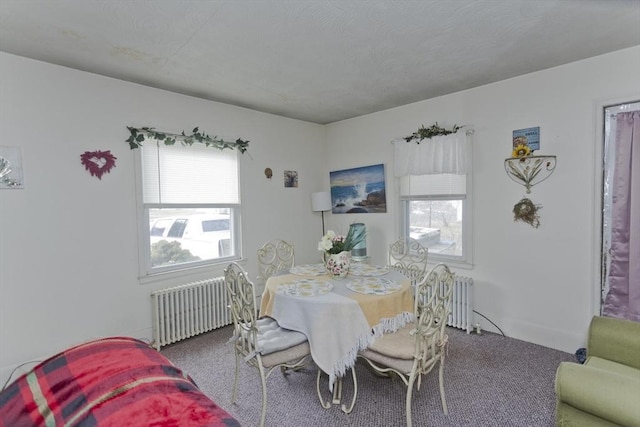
[311,191,332,212]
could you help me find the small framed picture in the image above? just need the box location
[512,127,540,152]
[284,170,298,188]
[0,146,24,189]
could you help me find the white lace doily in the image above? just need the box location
[346,277,401,295]
[276,279,333,297]
[289,264,328,276]
[348,264,390,277]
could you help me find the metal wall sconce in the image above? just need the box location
[504,155,557,194]
[504,154,557,228]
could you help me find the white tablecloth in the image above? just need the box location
[261,268,413,391]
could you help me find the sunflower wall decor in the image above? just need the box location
[512,142,531,158]
[504,155,557,194]
[503,127,556,228]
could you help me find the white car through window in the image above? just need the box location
[149,214,231,264]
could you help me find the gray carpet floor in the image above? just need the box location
[161,325,575,427]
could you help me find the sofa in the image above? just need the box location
[554,315,640,427]
[0,337,240,426]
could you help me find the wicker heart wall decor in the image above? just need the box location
[80,150,117,180]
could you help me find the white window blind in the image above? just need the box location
[399,173,466,196]
[141,142,239,204]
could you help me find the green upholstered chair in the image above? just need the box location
[554,315,640,427]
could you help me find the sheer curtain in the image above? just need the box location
[602,110,640,321]
[393,130,468,176]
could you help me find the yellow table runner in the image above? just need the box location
[260,270,413,328]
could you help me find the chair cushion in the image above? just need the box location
[256,317,308,355]
[367,323,415,359]
[586,356,640,379]
[359,348,415,374]
[261,341,311,369]
[555,361,640,426]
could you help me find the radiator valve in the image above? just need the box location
[474,323,482,335]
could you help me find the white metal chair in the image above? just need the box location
[256,239,295,305]
[224,262,311,427]
[358,263,455,427]
[388,237,429,288]
[257,239,295,281]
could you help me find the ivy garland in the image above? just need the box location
[403,122,461,143]
[126,126,249,153]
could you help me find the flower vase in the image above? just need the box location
[326,251,350,278]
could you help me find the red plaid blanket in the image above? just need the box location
[0,337,239,426]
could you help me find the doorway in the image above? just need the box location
[600,101,640,316]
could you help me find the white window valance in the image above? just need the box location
[392,130,469,177]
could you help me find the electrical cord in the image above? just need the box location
[2,360,42,390]
[473,310,506,337]
[2,338,156,391]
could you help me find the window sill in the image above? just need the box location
[427,256,473,271]
[139,258,247,287]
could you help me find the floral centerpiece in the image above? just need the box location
[318,227,366,277]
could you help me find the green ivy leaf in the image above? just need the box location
[404,122,461,143]
[126,126,249,153]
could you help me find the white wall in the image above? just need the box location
[0,52,326,384]
[323,46,640,352]
[1,46,639,385]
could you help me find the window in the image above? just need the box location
[136,141,241,276]
[400,173,472,265]
[395,131,473,266]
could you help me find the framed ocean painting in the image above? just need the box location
[329,163,386,213]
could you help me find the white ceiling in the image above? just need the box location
[1,0,639,124]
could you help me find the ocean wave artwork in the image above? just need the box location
[329,163,386,214]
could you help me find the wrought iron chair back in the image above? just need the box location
[412,263,455,379]
[358,263,455,427]
[388,237,429,286]
[257,239,295,283]
[225,262,259,363]
[224,262,310,427]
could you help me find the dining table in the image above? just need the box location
[259,262,414,413]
